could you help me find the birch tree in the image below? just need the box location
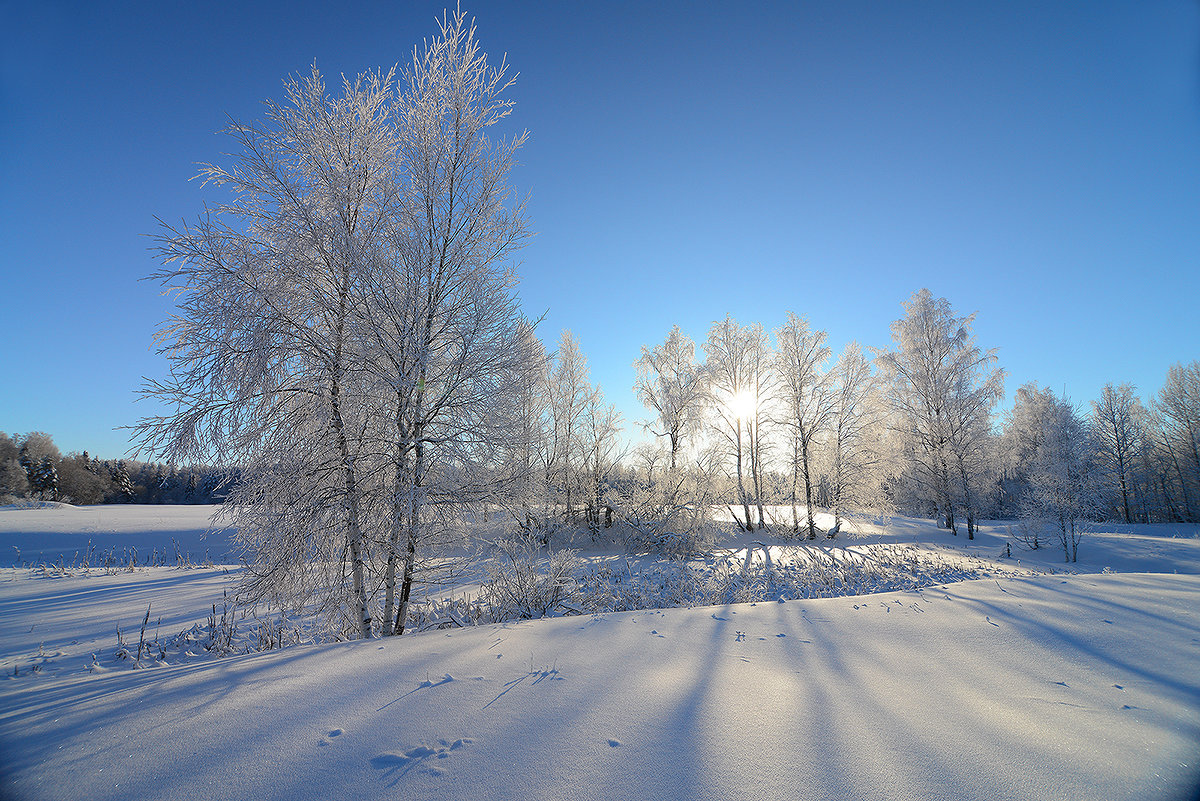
[1091,383,1146,523]
[375,9,531,634]
[1019,388,1101,562]
[136,9,532,639]
[547,331,591,524]
[1154,361,1200,522]
[507,321,554,540]
[877,289,1002,538]
[634,326,706,471]
[704,316,772,531]
[137,66,398,638]
[826,342,888,535]
[944,351,1004,538]
[581,386,623,532]
[774,313,834,538]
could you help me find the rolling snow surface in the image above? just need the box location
[0,506,1198,800]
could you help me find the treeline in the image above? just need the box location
[0,432,227,505]
[603,289,1200,560]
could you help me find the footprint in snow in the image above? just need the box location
[417,673,455,689]
[607,739,621,747]
[318,728,344,746]
[371,739,473,778]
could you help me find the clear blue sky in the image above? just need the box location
[2,1,1198,460]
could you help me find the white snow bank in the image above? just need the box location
[1,572,1197,801]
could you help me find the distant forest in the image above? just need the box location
[0,432,227,505]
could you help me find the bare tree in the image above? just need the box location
[547,331,591,524]
[703,316,772,531]
[375,10,531,634]
[634,326,706,471]
[774,313,835,538]
[505,321,554,540]
[1154,361,1200,522]
[826,342,889,535]
[1091,383,1146,523]
[944,350,1004,538]
[581,386,623,532]
[137,66,398,637]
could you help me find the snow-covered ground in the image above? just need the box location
[0,503,235,566]
[1,505,1198,800]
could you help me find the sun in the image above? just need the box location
[727,389,757,420]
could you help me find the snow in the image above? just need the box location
[0,504,235,566]
[1,507,1198,800]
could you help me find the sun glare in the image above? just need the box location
[727,389,757,420]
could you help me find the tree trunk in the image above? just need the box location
[382,435,409,635]
[801,435,817,540]
[330,381,371,640]
[735,422,753,532]
[937,446,957,535]
[394,435,425,636]
[750,419,767,532]
[790,435,801,535]
[957,459,975,540]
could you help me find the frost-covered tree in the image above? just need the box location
[1016,386,1100,562]
[1153,361,1200,522]
[1091,382,1146,523]
[505,322,554,539]
[137,64,398,638]
[0,433,18,468]
[634,326,706,471]
[877,290,1002,538]
[17,433,61,501]
[108,460,136,502]
[580,387,623,532]
[371,13,531,634]
[774,313,835,538]
[0,433,30,499]
[944,353,1004,538]
[56,452,111,505]
[136,9,531,640]
[826,342,889,534]
[704,316,773,531]
[546,331,591,524]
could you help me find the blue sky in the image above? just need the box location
[2,1,1198,460]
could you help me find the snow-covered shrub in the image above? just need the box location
[575,560,709,611]
[405,596,495,631]
[480,538,581,619]
[609,466,718,559]
[573,544,991,612]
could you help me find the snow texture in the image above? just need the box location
[1,506,1198,800]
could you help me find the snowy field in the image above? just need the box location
[1,506,1198,800]
[0,503,235,566]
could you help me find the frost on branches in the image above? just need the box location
[134,9,533,639]
[877,289,1004,539]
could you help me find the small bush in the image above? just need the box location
[480,538,581,620]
